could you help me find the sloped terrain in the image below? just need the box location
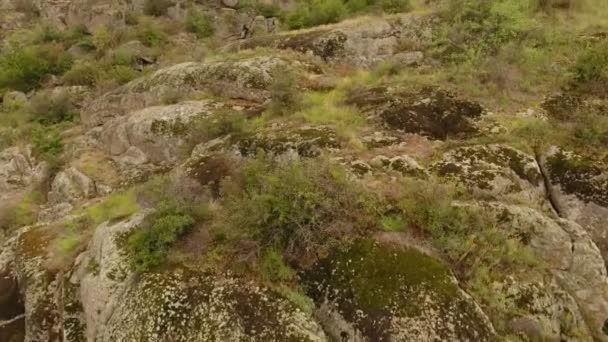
[1,0,608,341]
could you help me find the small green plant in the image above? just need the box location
[379,0,410,13]
[380,215,406,232]
[62,61,101,86]
[573,41,608,82]
[126,202,194,271]
[31,126,64,166]
[186,9,215,39]
[92,25,116,52]
[188,110,246,145]
[0,191,42,230]
[266,70,302,116]
[85,190,139,225]
[107,65,139,85]
[287,0,348,29]
[136,19,167,47]
[261,249,294,282]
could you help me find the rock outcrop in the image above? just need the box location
[541,147,608,267]
[82,56,322,127]
[234,13,434,67]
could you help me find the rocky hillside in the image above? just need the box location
[1,0,608,341]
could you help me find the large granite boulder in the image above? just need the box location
[82,55,322,127]
[541,147,608,267]
[233,13,435,67]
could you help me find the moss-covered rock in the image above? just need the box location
[302,239,495,341]
[433,144,545,205]
[348,86,485,140]
[101,269,325,341]
[187,125,340,168]
[542,147,608,268]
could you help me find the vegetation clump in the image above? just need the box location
[0,43,72,93]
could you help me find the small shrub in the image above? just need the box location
[261,249,294,282]
[31,126,64,165]
[92,26,116,52]
[62,61,101,86]
[287,0,348,29]
[33,24,65,43]
[143,0,174,16]
[266,70,302,116]
[186,9,215,39]
[380,215,407,232]
[29,90,76,125]
[136,19,167,47]
[380,0,410,13]
[111,48,135,66]
[85,190,139,225]
[573,41,608,83]
[126,202,194,271]
[221,157,373,264]
[107,65,139,85]
[0,44,73,92]
[188,110,246,145]
[0,191,42,230]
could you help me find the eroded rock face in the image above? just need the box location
[188,125,340,164]
[303,239,496,341]
[82,56,320,127]
[0,147,45,199]
[348,87,485,140]
[235,13,435,67]
[47,167,97,206]
[97,101,220,166]
[434,144,545,205]
[76,213,145,341]
[542,147,608,267]
[473,202,608,341]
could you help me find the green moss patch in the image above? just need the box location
[303,239,494,340]
[348,86,485,140]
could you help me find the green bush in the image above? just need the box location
[31,126,64,165]
[85,190,139,225]
[29,90,76,125]
[186,10,215,39]
[287,0,348,29]
[107,65,139,85]
[136,19,167,47]
[266,70,302,116]
[380,0,410,13]
[126,202,194,271]
[0,43,73,92]
[143,0,174,16]
[62,61,101,86]
[189,110,246,144]
[261,249,294,282]
[573,41,608,82]
[221,157,373,262]
[434,0,538,60]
